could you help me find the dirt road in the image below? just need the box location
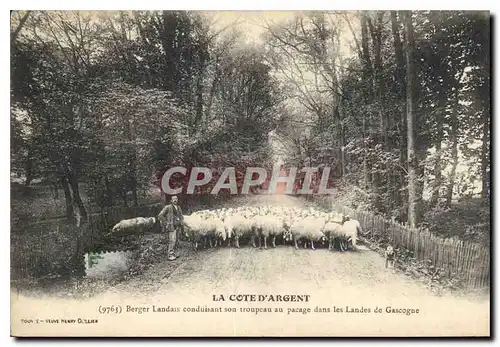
[13,195,490,337]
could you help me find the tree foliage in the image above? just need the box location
[262,10,490,243]
[11,10,281,221]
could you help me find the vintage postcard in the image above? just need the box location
[10,9,491,337]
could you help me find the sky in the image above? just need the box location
[203,11,299,42]
[203,10,358,55]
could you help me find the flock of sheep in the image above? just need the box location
[109,205,364,252]
[182,206,363,252]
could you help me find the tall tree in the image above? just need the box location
[390,11,407,209]
[403,10,418,228]
[359,11,372,189]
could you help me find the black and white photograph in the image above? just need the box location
[9,9,491,337]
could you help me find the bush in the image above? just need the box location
[421,197,490,245]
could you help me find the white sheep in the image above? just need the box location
[201,215,226,248]
[183,214,210,250]
[289,216,327,250]
[282,214,299,244]
[223,214,254,248]
[337,218,362,251]
[165,205,364,252]
[193,209,210,217]
[322,221,343,251]
[109,217,158,237]
[253,215,285,249]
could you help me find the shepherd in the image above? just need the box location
[158,195,184,261]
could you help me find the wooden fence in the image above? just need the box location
[331,204,490,289]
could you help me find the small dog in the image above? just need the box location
[385,245,395,268]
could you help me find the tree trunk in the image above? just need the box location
[11,11,31,42]
[360,11,373,78]
[25,157,33,187]
[391,11,406,154]
[129,153,139,208]
[68,173,88,222]
[205,70,218,123]
[375,11,388,213]
[195,70,204,128]
[105,176,113,206]
[362,118,369,190]
[369,11,387,150]
[61,177,74,222]
[391,11,408,220]
[52,180,59,199]
[391,11,406,216]
[430,84,447,207]
[71,201,85,277]
[161,11,177,93]
[124,101,138,207]
[360,10,372,190]
[481,93,490,201]
[404,10,418,229]
[445,103,459,207]
[445,147,458,206]
[131,180,139,207]
[63,159,87,222]
[340,119,345,178]
[370,11,389,211]
[122,191,128,207]
[415,148,426,222]
[430,123,443,207]
[391,11,405,94]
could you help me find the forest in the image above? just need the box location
[10,10,490,245]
